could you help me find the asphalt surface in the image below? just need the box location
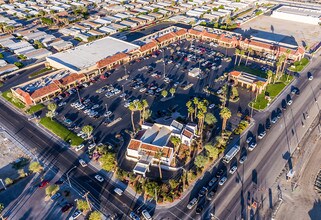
[0,43,320,220]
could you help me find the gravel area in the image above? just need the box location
[0,132,29,180]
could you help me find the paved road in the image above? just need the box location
[153,56,321,219]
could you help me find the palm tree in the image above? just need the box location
[170,136,181,166]
[4,25,14,34]
[245,47,252,66]
[255,81,265,102]
[161,90,168,98]
[234,48,240,65]
[267,70,273,84]
[141,99,148,124]
[282,49,291,72]
[186,100,193,121]
[129,101,140,132]
[82,125,93,140]
[220,107,231,131]
[193,97,199,119]
[154,150,163,179]
[275,60,282,82]
[238,50,245,66]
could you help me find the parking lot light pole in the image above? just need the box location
[66,166,77,188]
[163,49,166,78]
[76,88,81,103]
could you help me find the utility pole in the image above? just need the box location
[83,191,92,211]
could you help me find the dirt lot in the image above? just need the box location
[0,132,29,181]
[274,124,321,220]
[235,15,321,49]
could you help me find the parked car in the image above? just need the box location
[198,186,208,197]
[248,141,257,151]
[208,177,218,187]
[61,203,73,213]
[39,180,49,188]
[216,169,224,178]
[206,191,215,200]
[229,165,237,174]
[258,131,266,139]
[114,188,123,196]
[129,211,140,220]
[239,155,247,164]
[208,104,215,109]
[79,159,87,167]
[141,210,152,220]
[50,192,61,200]
[95,174,104,182]
[219,176,227,186]
[187,198,198,209]
[104,111,112,117]
[75,144,85,152]
[246,136,253,144]
[71,209,82,219]
[195,205,204,214]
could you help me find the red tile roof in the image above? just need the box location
[141,143,159,152]
[188,29,202,36]
[59,73,86,86]
[175,28,188,36]
[30,83,60,99]
[162,147,172,158]
[156,32,177,43]
[128,139,141,150]
[202,30,219,39]
[96,53,128,68]
[15,88,32,105]
[229,71,241,77]
[182,128,193,138]
[139,41,158,53]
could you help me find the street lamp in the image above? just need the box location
[76,88,82,103]
[66,166,77,188]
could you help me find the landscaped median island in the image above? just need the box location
[249,74,294,110]
[28,67,52,78]
[288,57,309,72]
[39,117,83,146]
[2,90,26,109]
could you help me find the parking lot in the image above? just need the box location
[46,39,246,155]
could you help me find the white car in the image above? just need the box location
[70,209,82,219]
[58,102,67,107]
[229,166,237,174]
[88,143,96,150]
[219,176,227,186]
[187,198,198,209]
[114,188,123,196]
[95,174,104,182]
[75,144,85,152]
[77,131,84,137]
[208,104,215,109]
[139,88,147,93]
[104,111,112,117]
[142,210,152,220]
[91,104,99,110]
[79,159,87,167]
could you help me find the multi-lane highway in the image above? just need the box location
[0,54,320,220]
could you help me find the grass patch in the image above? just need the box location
[28,67,52,78]
[25,103,45,114]
[39,117,83,146]
[250,74,293,110]
[234,65,267,78]
[289,58,309,72]
[2,90,26,109]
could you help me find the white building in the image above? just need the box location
[126,120,197,177]
[271,5,321,25]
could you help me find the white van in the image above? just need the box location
[142,210,152,220]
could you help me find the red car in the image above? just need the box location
[61,203,74,213]
[39,180,49,188]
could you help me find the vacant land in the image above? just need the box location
[236,15,321,48]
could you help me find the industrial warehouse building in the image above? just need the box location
[271,5,321,25]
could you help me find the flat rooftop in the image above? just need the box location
[275,6,321,18]
[47,37,139,72]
